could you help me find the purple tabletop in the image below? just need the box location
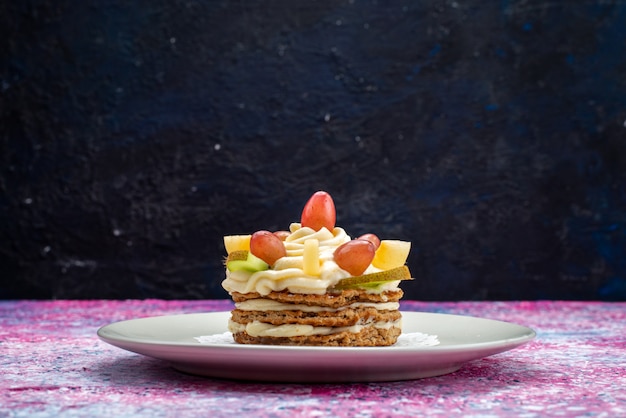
[2,300,625,417]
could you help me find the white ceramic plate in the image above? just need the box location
[97,311,535,382]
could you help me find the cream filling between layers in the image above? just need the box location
[229,319,402,338]
[235,299,400,312]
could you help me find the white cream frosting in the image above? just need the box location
[222,223,397,295]
[229,319,402,338]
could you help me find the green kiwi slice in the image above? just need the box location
[333,265,412,290]
[225,250,269,272]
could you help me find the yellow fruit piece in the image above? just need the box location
[371,240,411,270]
[223,235,251,254]
[303,238,321,276]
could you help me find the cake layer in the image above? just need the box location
[230,288,404,308]
[231,307,402,327]
[231,324,402,347]
[235,299,400,312]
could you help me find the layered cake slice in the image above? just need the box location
[221,191,413,346]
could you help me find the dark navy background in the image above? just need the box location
[2,1,625,300]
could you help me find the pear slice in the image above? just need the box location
[332,265,412,290]
[226,250,269,272]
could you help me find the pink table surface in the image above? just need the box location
[2,300,625,417]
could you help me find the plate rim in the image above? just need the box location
[97,310,536,353]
